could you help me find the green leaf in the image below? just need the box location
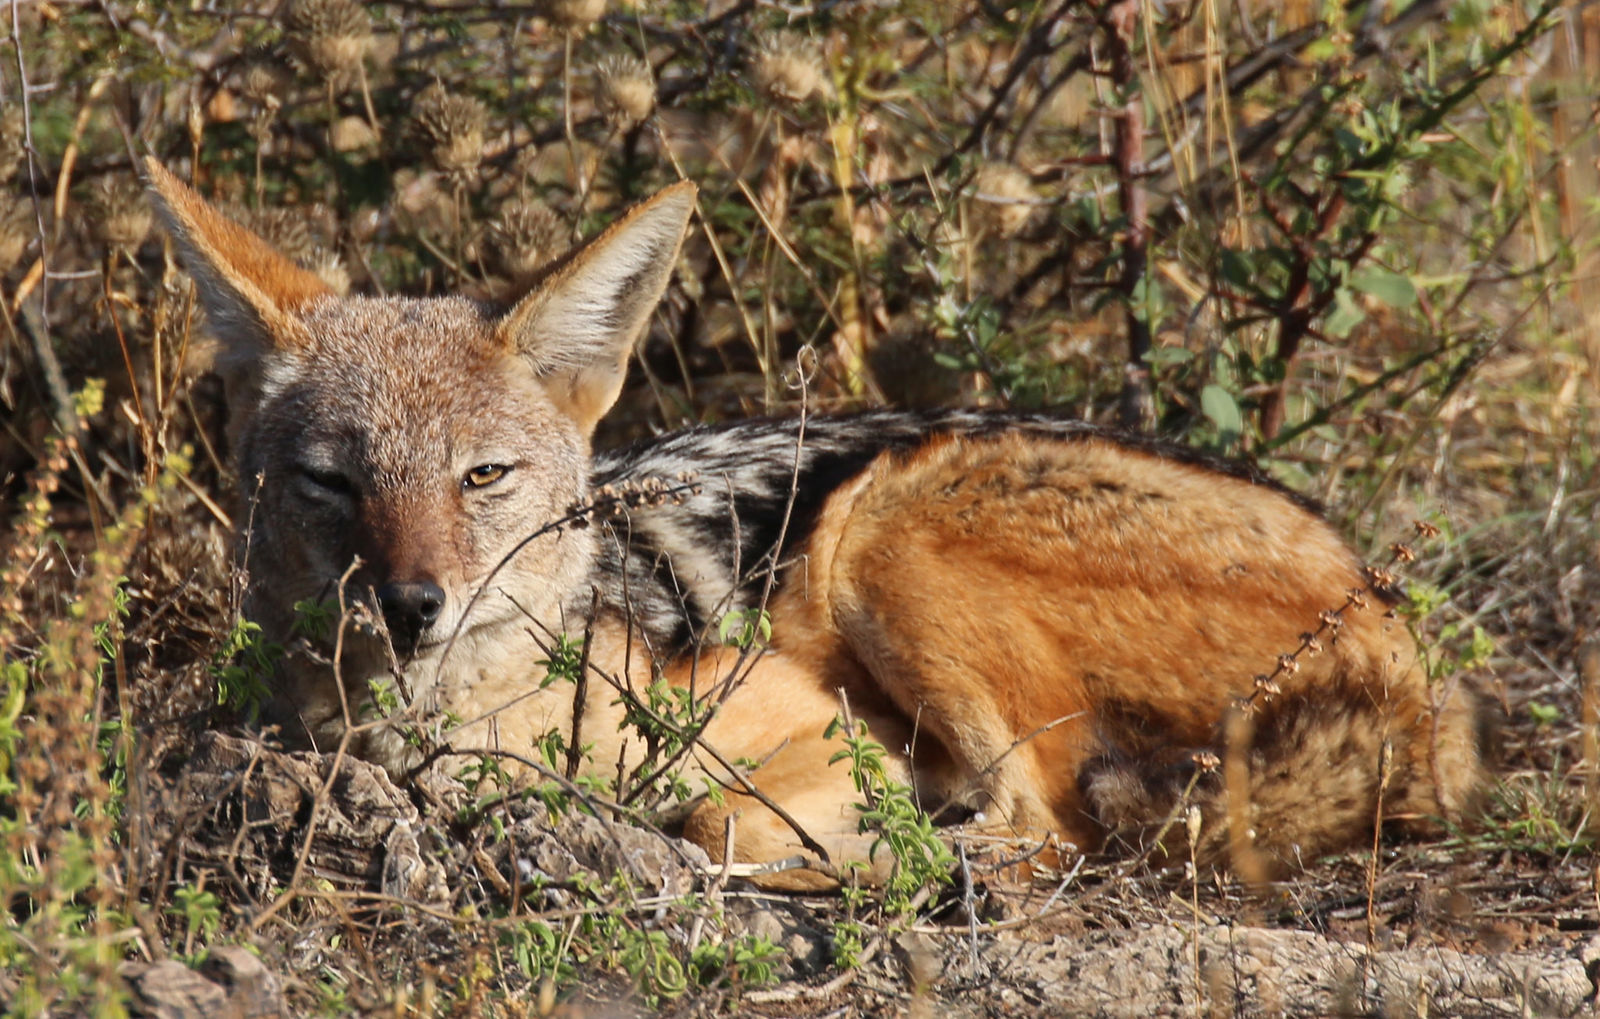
[1349,267,1418,308]
[1219,249,1255,290]
[1527,701,1560,727]
[1143,344,1194,367]
[1323,287,1366,338]
[1200,384,1243,443]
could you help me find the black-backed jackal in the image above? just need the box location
[147,160,1483,888]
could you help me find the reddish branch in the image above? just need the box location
[1106,0,1151,429]
[1254,185,1377,440]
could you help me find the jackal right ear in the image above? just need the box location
[144,158,332,353]
[497,181,697,434]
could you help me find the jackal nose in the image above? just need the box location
[376,580,446,649]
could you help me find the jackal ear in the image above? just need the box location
[497,181,697,433]
[144,158,332,354]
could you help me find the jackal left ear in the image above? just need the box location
[143,158,333,353]
[497,181,697,434]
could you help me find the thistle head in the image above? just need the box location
[90,177,154,252]
[595,53,655,130]
[285,0,373,89]
[751,31,824,105]
[413,84,490,184]
[490,196,568,279]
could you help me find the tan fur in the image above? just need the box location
[148,161,1484,888]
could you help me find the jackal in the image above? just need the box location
[147,159,1483,887]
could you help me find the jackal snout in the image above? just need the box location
[351,494,456,656]
[374,579,447,655]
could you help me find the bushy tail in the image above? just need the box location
[1080,669,1486,875]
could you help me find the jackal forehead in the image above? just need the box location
[295,294,503,368]
[246,295,581,478]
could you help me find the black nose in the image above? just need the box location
[376,580,446,652]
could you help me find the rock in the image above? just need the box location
[124,961,227,1018]
[148,732,710,919]
[148,732,448,905]
[486,802,710,900]
[738,902,830,976]
[200,947,286,1017]
[123,946,285,1018]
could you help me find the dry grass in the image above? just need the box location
[1,0,1597,1015]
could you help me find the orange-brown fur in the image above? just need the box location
[674,434,1482,882]
[145,160,1484,890]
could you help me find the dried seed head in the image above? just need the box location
[751,31,823,104]
[512,144,543,181]
[970,162,1035,239]
[595,53,655,129]
[285,0,373,88]
[309,248,351,295]
[413,84,489,183]
[0,106,25,185]
[490,196,568,278]
[221,202,344,289]
[90,177,154,251]
[331,114,379,152]
[226,203,317,263]
[571,476,699,523]
[1413,519,1441,540]
[0,192,31,271]
[541,0,605,31]
[240,60,293,106]
[1184,805,1203,847]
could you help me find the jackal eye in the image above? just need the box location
[298,466,355,498]
[463,464,512,490]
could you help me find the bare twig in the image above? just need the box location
[1105,0,1152,430]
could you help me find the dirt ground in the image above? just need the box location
[118,650,1600,1018]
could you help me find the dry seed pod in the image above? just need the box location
[413,84,489,183]
[331,115,379,152]
[285,0,373,88]
[595,54,654,129]
[227,203,317,263]
[970,162,1035,239]
[752,31,823,104]
[90,177,154,251]
[541,0,605,31]
[240,60,293,106]
[309,248,352,295]
[225,202,342,289]
[490,197,568,278]
[511,144,542,182]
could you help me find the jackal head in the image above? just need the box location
[146,160,695,703]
